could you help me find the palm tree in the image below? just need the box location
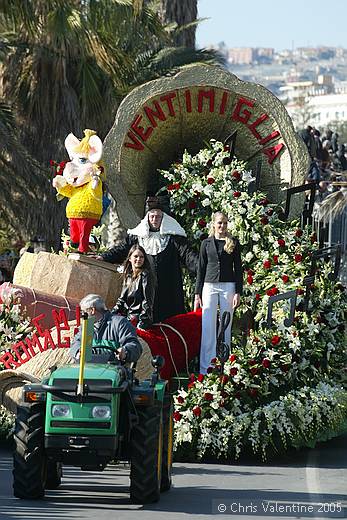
[156,0,198,48]
[0,0,221,247]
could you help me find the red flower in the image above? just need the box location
[262,358,271,368]
[177,396,184,404]
[253,337,260,343]
[198,218,207,228]
[232,171,241,181]
[255,293,261,301]
[167,183,180,191]
[297,288,304,295]
[207,367,213,374]
[258,198,269,206]
[204,392,214,401]
[223,145,230,152]
[247,275,253,285]
[281,364,290,372]
[188,200,196,209]
[197,373,205,383]
[207,177,215,184]
[200,233,208,241]
[248,359,257,366]
[247,269,254,275]
[277,239,285,247]
[250,367,258,376]
[193,406,202,417]
[294,254,303,263]
[49,159,56,166]
[233,191,241,198]
[229,354,236,363]
[220,375,229,385]
[295,229,303,237]
[282,274,289,283]
[311,233,317,243]
[210,357,217,365]
[266,209,274,216]
[263,260,271,269]
[271,335,281,345]
[173,411,182,421]
[189,373,196,382]
[229,367,238,376]
[248,388,258,398]
[260,216,269,225]
[187,382,195,389]
[273,255,279,264]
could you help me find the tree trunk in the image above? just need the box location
[158,0,197,48]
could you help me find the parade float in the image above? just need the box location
[0,65,346,461]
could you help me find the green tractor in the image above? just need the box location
[12,315,173,503]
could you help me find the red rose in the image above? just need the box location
[173,411,182,421]
[189,373,196,382]
[177,396,184,404]
[260,216,269,225]
[277,239,285,247]
[49,159,56,166]
[253,337,260,343]
[273,255,279,264]
[262,358,271,368]
[311,233,317,243]
[229,354,236,363]
[263,260,271,269]
[207,177,215,184]
[248,359,256,366]
[266,209,274,216]
[247,269,254,275]
[223,145,230,152]
[282,274,289,283]
[210,357,217,365]
[295,229,303,237]
[229,367,238,376]
[297,288,304,295]
[220,375,229,385]
[271,335,281,345]
[207,367,213,374]
[255,293,261,301]
[198,218,207,228]
[197,373,204,383]
[167,183,180,191]
[294,254,303,263]
[250,367,258,376]
[232,171,241,181]
[247,275,253,285]
[258,198,269,206]
[193,406,202,417]
[188,200,196,209]
[204,392,214,401]
[248,388,258,398]
[233,191,241,198]
[187,382,195,389]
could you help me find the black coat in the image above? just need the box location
[113,270,155,329]
[195,237,243,297]
[102,234,198,322]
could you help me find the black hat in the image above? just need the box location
[145,193,170,214]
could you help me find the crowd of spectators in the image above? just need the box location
[300,126,347,201]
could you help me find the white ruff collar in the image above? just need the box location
[128,213,186,255]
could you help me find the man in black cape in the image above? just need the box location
[101,197,198,322]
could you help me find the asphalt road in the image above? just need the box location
[0,435,346,520]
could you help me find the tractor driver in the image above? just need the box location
[70,293,142,364]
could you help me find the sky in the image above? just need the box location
[196,0,347,51]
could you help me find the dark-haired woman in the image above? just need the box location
[113,245,155,330]
[194,211,243,374]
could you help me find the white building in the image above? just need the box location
[308,93,347,127]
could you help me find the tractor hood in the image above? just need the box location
[48,363,123,387]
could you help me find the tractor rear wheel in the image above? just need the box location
[130,404,163,503]
[13,402,47,499]
[161,394,173,492]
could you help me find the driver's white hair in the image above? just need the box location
[79,294,107,312]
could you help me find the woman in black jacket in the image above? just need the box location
[194,211,242,374]
[113,245,155,330]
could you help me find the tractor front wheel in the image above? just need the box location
[130,404,163,503]
[13,403,47,499]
